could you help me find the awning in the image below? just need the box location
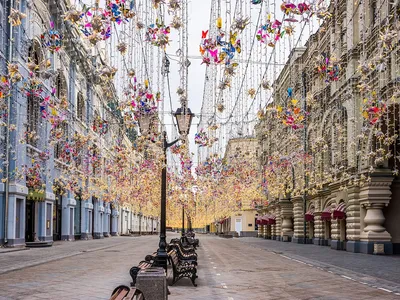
[333,202,346,220]
[267,215,276,225]
[256,217,262,225]
[261,215,269,225]
[305,209,314,222]
[321,206,332,221]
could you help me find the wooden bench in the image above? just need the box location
[110,285,144,300]
[129,261,153,286]
[168,249,198,287]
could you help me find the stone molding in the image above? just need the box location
[66,198,77,206]
[8,184,29,196]
[84,202,94,210]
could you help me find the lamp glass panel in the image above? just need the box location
[176,114,192,134]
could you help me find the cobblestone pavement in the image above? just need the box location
[0,234,399,299]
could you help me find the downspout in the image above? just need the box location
[4,0,15,245]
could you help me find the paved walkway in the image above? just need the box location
[0,234,399,299]
[239,237,400,291]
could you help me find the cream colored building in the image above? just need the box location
[217,138,261,237]
[255,0,400,254]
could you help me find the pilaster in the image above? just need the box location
[345,185,361,252]
[279,199,293,242]
[292,196,304,243]
[313,213,324,245]
[359,170,394,254]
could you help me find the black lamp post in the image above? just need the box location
[182,203,185,236]
[137,106,194,271]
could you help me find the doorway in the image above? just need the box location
[109,210,113,234]
[53,195,62,240]
[25,200,36,242]
[235,218,242,236]
[74,199,82,239]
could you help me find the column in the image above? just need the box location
[257,223,262,237]
[330,219,341,250]
[346,186,361,252]
[104,203,111,237]
[359,171,393,254]
[280,199,293,242]
[292,196,305,244]
[313,213,324,245]
[111,208,119,236]
[275,206,282,241]
[262,225,267,238]
[62,197,76,240]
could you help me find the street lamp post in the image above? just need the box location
[137,106,194,271]
[181,203,185,236]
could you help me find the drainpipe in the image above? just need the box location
[4,0,15,245]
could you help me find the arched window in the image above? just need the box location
[54,73,68,159]
[26,41,43,147]
[76,92,86,121]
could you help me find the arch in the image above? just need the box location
[321,197,336,212]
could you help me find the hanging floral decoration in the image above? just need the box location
[24,162,44,191]
[7,63,22,83]
[146,20,171,48]
[199,16,244,66]
[92,115,109,135]
[41,22,63,53]
[195,129,209,147]
[8,8,26,27]
[314,53,341,82]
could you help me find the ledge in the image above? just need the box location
[46,192,56,201]
[8,184,29,196]
[84,202,94,210]
[67,198,77,206]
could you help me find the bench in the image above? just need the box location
[170,238,196,253]
[129,261,153,286]
[110,285,144,300]
[168,249,198,287]
[168,243,197,263]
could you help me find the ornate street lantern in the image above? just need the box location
[174,107,194,136]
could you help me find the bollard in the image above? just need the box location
[136,267,168,300]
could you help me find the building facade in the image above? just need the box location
[218,137,260,237]
[255,0,400,254]
[0,0,157,247]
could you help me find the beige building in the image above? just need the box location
[255,0,400,254]
[217,137,261,237]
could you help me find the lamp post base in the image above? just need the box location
[155,249,168,272]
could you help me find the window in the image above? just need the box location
[54,122,68,159]
[26,42,43,147]
[77,92,86,122]
[56,73,67,101]
[26,95,40,147]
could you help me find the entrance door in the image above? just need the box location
[53,195,62,240]
[109,210,113,234]
[235,218,242,236]
[74,199,81,239]
[25,201,35,242]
